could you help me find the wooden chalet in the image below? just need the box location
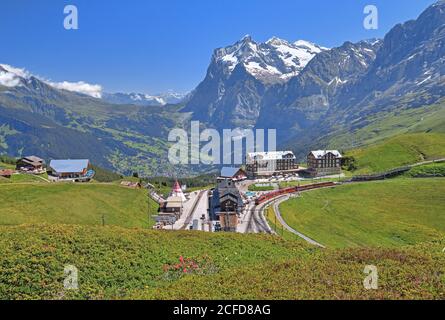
[307,150,342,177]
[16,156,45,173]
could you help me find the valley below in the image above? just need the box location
[0,0,444,301]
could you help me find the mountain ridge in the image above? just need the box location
[1,0,444,176]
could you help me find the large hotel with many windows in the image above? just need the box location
[245,151,299,178]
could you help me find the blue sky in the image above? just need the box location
[0,0,437,94]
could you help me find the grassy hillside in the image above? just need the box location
[0,183,157,228]
[344,133,445,174]
[265,206,303,242]
[328,100,445,150]
[0,224,443,300]
[279,178,445,248]
[0,155,16,168]
[405,162,445,178]
[0,173,48,184]
[91,165,123,183]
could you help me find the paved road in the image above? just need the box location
[272,195,326,248]
[179,190,207,231]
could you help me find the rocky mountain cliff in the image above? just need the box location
[1,1,444,174]
[183,35,328,128]
[185,0,444,152]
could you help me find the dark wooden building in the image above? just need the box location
[16,156,45,173]
[215,178,244,232]
[307,150,342,177]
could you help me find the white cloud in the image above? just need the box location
[0,64,31,79]
[0,71,22,87]
[0,63,103,98]
[47,81,103,98]
[0,64,30,87]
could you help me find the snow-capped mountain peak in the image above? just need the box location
[294,40,328,52]
[102,90,188,106]
[214,36,328,83]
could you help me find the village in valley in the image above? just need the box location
[0,148,347,239]
[153,149,344,234]
[0,0,445,302]
[2,137,444,246]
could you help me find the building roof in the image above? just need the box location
[22,156,44,163]
[0,169,14,176]
[220,167,245,178]
[49,159,90,173]
[246,151,296,163]
[170,180,186,201]
[165,196,183,209]
[18,156,45,167]
[220,193,238,203]
[309,150,342,159]
[219,189,244,208]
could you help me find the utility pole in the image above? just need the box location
[102,213,105,227]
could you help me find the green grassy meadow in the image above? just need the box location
[1,134,445,299]
[279,178,445,248]
[0,224,443,300]
[327,99,445,150]
[265,206,303,241]
[405,162,445,177]
[345,133,445,174]
[0,183,156,228]
[0,173,49,184]
[0,161,14,170]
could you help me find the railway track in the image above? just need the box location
[180,190,206,230]
[245,159,445,235]
[246,202,273,234]
[247,182,338,234]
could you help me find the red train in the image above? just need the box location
[255,182,337,205]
